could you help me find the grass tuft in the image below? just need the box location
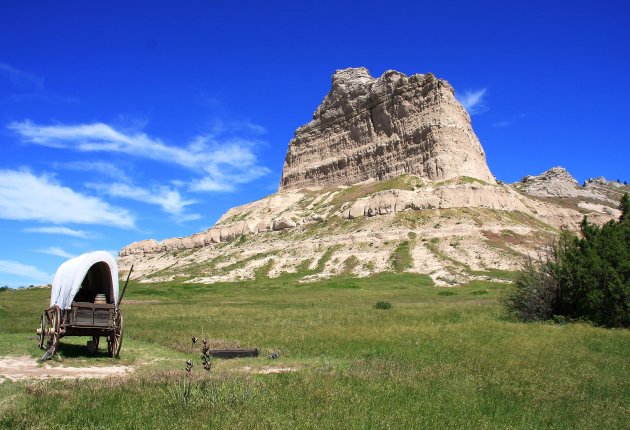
[374,301,393,310]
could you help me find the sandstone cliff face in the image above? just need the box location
[280,68,495,190]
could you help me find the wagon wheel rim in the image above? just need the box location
[48,307,61,351]
[108,312,123,358]
[38,313,47,349]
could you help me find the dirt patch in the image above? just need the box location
[241,365,298,375]
[0,356,133,381]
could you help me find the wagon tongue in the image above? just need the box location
[117,265,134,308]
[40,347,55,362]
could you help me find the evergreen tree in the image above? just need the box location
[620,192,630,223]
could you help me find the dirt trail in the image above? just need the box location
[0,356,132,382]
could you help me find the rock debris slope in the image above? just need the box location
[118,68,626,286]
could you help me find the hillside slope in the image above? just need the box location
[118,68,626,286]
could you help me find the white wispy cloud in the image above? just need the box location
[189,165,271,192]
[0,63,44,90]
[206,119,267,137]
[8,121,271,191]
[0,260,51,283]
[492,113,526,128]
[36,247,76,259]
[87,182,200,222]
[457,88,488,115]
[54,161,130,182]
[0,169,135,228]
[24,226,96,239]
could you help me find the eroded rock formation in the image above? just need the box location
[516,167,623,208]
[280,67,495,190]
[118,67,627,286]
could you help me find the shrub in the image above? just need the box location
[504,193,630,327]
[502,257,559,322]
[374,301,392,310]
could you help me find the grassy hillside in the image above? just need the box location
[0,274,628,429]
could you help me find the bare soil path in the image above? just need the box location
[0,356,132,382]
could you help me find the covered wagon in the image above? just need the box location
[37,251,132,360]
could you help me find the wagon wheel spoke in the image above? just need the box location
[37,313,47,349]
[46,311,55,349]
[49,307,60,350]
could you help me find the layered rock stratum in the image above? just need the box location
[280,68,495,190]
[118,68,627,286]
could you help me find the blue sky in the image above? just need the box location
[1,1,628,287]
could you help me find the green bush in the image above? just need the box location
[374,301,392,310]
[503,257,560,322]
[504,193,630,327]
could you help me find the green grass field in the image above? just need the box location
[0,273,628,429]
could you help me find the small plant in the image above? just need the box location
[201,339,212,372]
[374,301,392,310]
[470,290,488,296]
[165,375,201,405]
[552,315,568,324]
[438,290,456,296]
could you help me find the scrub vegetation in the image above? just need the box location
[504,194,630,327]
[0,271,628,429]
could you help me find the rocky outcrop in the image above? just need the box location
[119,192,307,256]
[340,185,530,219]
[518,167,580,198]
[584,177,626,189]
[280,67,495,190]
[119,179,612,257]
[516,167,626,207]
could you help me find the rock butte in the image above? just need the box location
[280,67,495,190]
[118,68,627,286]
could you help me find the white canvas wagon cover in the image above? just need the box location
[50,251,119,309]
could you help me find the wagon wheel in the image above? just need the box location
[40,307,61,361]
[37,312,48,349]
[47,307,61,351]
[108,311,123,358]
